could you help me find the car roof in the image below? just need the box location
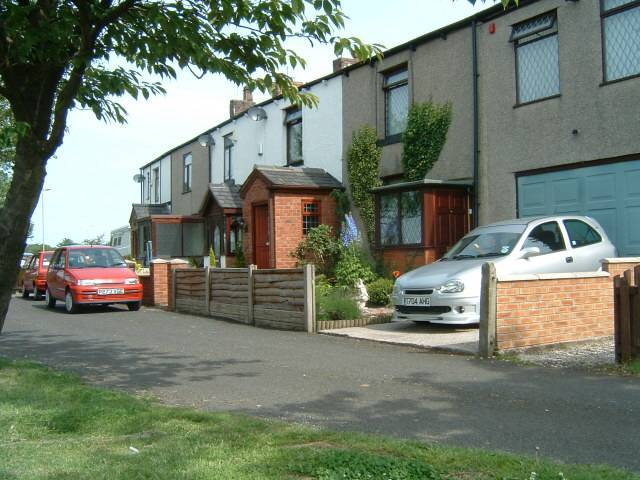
[58,245,114,250]
[481,215,595,229]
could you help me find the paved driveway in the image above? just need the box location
[2,297,640,472]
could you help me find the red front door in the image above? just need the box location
[434,189,471,257]
[253,204,270,269]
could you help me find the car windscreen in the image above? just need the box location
[67,248,128,268]
[442,225,526,260]
[41,253,53,267]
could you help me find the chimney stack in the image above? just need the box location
[332,57,358,72]
[229,86,256,117]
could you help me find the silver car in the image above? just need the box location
[392,215,617,325]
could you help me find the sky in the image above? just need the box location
[30,0,494,247]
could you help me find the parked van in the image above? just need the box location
[109,225,131,257]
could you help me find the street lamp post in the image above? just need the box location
[41,188,51,251]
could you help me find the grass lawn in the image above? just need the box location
[0,357,637,480]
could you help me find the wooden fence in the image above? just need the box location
[173,264,315,332]
[614,265,640,363]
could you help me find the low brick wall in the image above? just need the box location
[495,272,613,350]
[317,316,392,331]
[602,257,640,278]
[138,273,153,306]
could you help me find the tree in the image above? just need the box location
[0,96,15,208]
[83,234,106,246]
[0,0,382,333]
[57,238,76,247]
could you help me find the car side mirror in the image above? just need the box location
[520,246,541,259]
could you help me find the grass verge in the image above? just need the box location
[1,357,637,479]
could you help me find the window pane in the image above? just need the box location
[517,35,560,103]
[183,223,205,257]
[604,0,637,11]
[288,121,303,164]
[523,221,565,253]
[386,83,409,136]
[400,191,422,244]
[563,220,602,248]
[224,146,233,180]
[156,223,182,257]
[380,195,400,245]
[604,6,640,81]
[511,13,556,42]
[302,201,320,235]
[384,69,408,86]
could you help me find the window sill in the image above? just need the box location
[286,161,304,167]
[182,189,192,194]
[600,72,640,87]
[376,134,403,146]
[377,243,424,250]
[513,94,560,109]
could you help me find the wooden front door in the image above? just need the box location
[433,189,471,257]
[253,204,270,269]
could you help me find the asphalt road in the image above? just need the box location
[2,297,639,472]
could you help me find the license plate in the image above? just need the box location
[97,288,124,295]
[404,296,430,306]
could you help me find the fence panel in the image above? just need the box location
[209,268,251,324]
[253,268,307,331]
[614,266,640,363]
[174,268,207,315]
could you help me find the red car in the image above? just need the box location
[21,250,54,300]
[45,245,143,314]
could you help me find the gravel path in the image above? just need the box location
[511,337,615,369]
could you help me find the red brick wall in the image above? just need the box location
[602,258,640,278]
[379,248,441,276]
[495,273,613,350]
[139,274,154,306]
[242,177,270,267]
[273,192,339,268]
[149,259,189,309]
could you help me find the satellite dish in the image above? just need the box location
[198,133,214,147]
[133,174,144,183]
[247,106,267,121]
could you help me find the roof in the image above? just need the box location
[130,203,171,222]
[240,165,342,197]
[371,178,473,193]
[199,183,244,214]
[209,183,243,209]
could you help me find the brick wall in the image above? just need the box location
[149,259,189,309]
[139,274,154,306]
[273,192,339,268]
[495,272,613,350]
[602,257,640,278]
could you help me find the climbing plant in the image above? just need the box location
[346,126,382,248]
[401,100,453,181]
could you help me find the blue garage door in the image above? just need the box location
[517,160,640,256]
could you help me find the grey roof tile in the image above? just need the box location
[131,203,171,220]
[209,183,243,209]
[255,165,342,189]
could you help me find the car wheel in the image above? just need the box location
[34,289,43,301]
[21,285,30,298]
[127,301,141,311]
[65,290,79,314]
[45,289,56,308]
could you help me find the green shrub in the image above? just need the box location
[402,100,452,181]
[235,245,246,267]
[366,277,394,306]
[317,286,360,321]
[334,245,376,287]
[291,225,341,276]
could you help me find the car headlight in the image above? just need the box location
[77,279,96,286]
[124,278,138,285]
[438,280,464,294]
[392,283,401,296]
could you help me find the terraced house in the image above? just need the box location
[131,58,356,268]
[341,0,640,273]
[131,0,639,271]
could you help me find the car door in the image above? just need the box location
[24,255,37,289]
[511,221,575,274]
[561,218,611,271]
[48,249,67,299]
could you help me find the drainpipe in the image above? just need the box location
[472,19,480,228]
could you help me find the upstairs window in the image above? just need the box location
[383,67,409,138]
[378,190,422,247]
[302,200,321,235]
[145,171,151,202]
[224,134,234,182]
[286,108,303,166]
[511,12,560,104]
[153,167,160,203]
[602,0,640,82]
[183,153,192,193]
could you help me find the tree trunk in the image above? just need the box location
[0,139,47,334]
